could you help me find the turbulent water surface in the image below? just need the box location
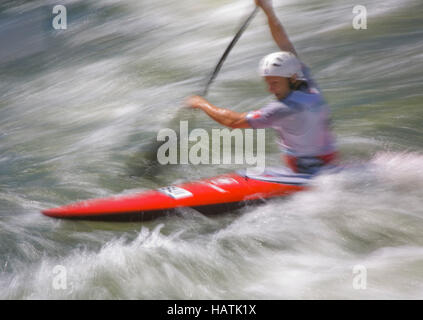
[1,0,423,299]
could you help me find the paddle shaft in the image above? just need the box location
[202,6,259,97]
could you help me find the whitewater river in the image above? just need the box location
[1,0,423,299]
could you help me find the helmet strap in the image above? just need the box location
[289,80,308,91]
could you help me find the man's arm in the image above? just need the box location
[185,96,251,129]
[255,0,298,56]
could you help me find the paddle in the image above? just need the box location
[202,5,259,96]
[130,6,259,177]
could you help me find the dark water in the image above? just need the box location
[1,0,423,299]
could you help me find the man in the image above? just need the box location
[186,0,337,174]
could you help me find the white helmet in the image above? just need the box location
[259,51,306,80]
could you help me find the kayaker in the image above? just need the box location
[186,0,337,174]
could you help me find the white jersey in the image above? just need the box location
[246,65,336,157]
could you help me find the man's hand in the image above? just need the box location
[184,95,250,129]
[185,95,207,110]
[255,0,273,13]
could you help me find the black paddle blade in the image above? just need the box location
[126,108,197,177]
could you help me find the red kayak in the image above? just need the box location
[42,168,314,221]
